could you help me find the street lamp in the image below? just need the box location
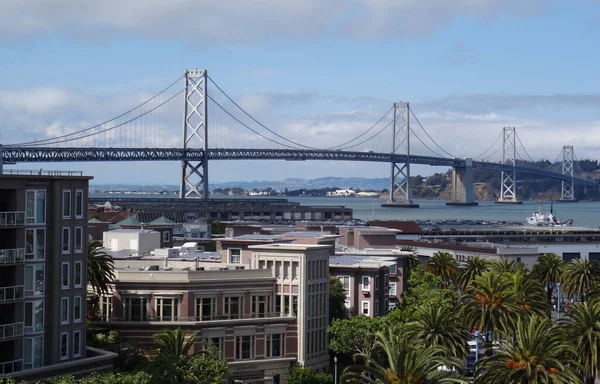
[334,356,338,384]
[474,330,480,362]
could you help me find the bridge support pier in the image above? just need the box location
[495,126,522,204]
[179,69,209,200]
[446,158,478,206]
[556,145,578,202]
[0,144,3,174]
[381,102,419,208]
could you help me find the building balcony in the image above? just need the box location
[95,312,295,323]
[0,322,24,341]
[0,212,25,227]
[0,359,23,374]
[0,249,25,266]
[0,285,24,304]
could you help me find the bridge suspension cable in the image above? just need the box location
[16,86,186,147]
[472,130,503,160]
[8,74,185,147]
[334,120,393,151]
[325,106,393,150]
[409,108,455,158]
[514,131,536,164]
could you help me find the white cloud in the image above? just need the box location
[0,0,544,41]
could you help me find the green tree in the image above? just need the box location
[399,264,457,319]
[425,251,458,283]
[153,328,198,360]
[562,259,600,302]
[509,271,548,319]
[340,329,467,384]
[328,315,385,356]
[489,258,526,275]
[457,256,490,292]
[460,272,521,338]
[81,372,153,384]
[210,220,225,235]
[531,253,565,311]
[288,367,332,384]
[185,350,230,384]
[474,316,581,384]
[561,302,600,384]
[404,303,469,359]
[87,240,115,296]
[329,276,347,322]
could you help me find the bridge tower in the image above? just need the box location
[381,102,419,208]
[496,126,522,204]
[559,145,577,202]
[179,69,209,199]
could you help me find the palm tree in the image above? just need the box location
[405,304,469,359]
[474,316,581,384]
[153,328,198,360]
[460,272,521,339]
[561,302,600,384]
[400,246,421,275]
[562,259,600,302]
[87,240,115,296]
[426,251,458,284]
[457,256,490,292]
[340,328,467,384]
[509,271,548,319]
[489,258,526,275]
[531,253,564,310]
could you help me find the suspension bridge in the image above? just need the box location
[0,69,594,207]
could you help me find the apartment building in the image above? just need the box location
[0,171,114,382]
[330,255,399,316]
[97,259,296,383]
[248,244,330,371]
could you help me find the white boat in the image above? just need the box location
[526,203,573,227]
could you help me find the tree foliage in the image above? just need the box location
[87,240,115,296]
[329,276,347,322]
[288,367,333,384]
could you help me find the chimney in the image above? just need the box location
[164,257,168,268]
[195,257,199,270]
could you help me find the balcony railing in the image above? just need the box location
[0,249,25,265]
[0,285,24,304]
[0,212,25,227]
[0,359,23,374]
[0,322,24,341]
[95,312,295,322]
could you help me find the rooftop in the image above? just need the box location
[108,228,158,234]
[330,254,397,268]
[368,220,423,234]
[248,243,333,251]
[1,169,85,177]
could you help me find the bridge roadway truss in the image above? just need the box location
[1,146,594,187]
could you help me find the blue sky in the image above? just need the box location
[1,1,600,185]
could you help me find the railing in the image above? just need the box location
[96,312,294,322]
[0,212,25,227]
[0,359,23,374]
[0,286,24,304]
[0,249,25,265]
[0,322,24,340]
[2,169,83,176]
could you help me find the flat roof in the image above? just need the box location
[248,243,332,251]
[330,255,396,268]
[108,229,158,234]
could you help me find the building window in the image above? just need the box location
[344,300,351,316]
[229,249,241,264]
[389,264,397,276]
[75,227,83,253]
[24,336,44,369]
[266,334,283,357]
[61,262,70,289]
[73,331,81,358]
[75,190,84,218]
[362,301,370,316]
[338,276,350,297]
[156,298,179,321]
[235,335,255,360]
[375,299,379,316]
[389,282,397,296]
[362,276,370,291]
[100,296,112,321]
[62,190,72,218]
[252,295,270,318]
[26,190,46,225]
[125,298,148,321]
[375,275,380,290]
[60,333,69,360]
[25,228,45,260]
[223,296,244,319]
[73,296,82,323]
[62,227,70,254]
[162,231,170,243]
[74,261,82,288]
[24,264,44,297]
[61,297,69,324]
[195,297,216,321]
[24,300,44,333]
[203,337,223,357]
